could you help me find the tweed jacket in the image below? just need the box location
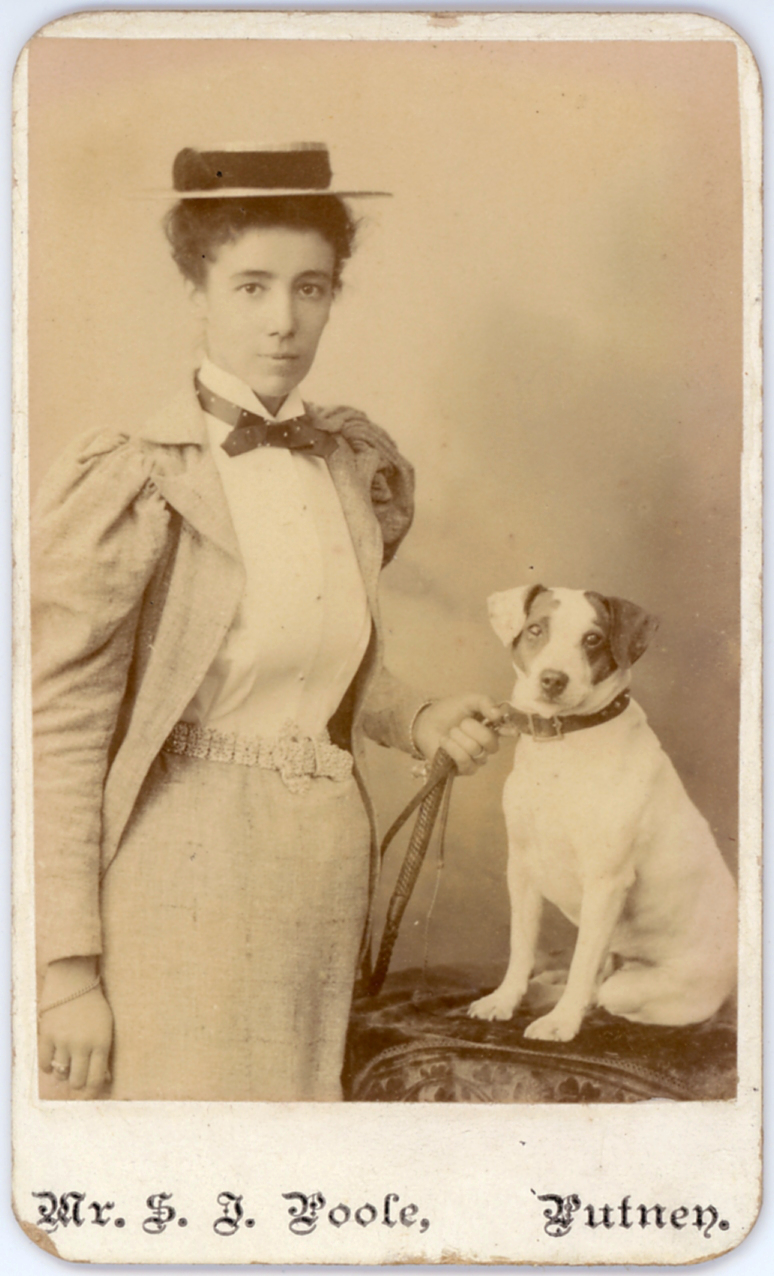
[32,382,420,968]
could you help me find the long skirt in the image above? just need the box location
[98,751,371,1101]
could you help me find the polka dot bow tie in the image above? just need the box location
[195,375,337,460]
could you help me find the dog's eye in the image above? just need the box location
[583,632,603,649]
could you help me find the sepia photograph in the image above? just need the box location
[11,7,762,1266]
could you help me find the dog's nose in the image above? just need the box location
[540,669,569,698]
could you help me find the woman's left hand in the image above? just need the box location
[412,693,503,776]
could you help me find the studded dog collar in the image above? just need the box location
[495,689,631,742]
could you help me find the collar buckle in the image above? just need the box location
[528,713,565,742]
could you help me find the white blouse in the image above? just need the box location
[182,359,372,739]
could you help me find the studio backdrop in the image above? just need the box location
[27,35,741,975]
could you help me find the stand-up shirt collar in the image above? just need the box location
[197,356,307,424]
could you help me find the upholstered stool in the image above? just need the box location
[344,966,737,1103]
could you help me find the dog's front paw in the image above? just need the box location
[468,990,521,1021]
[523,1008,582,1042]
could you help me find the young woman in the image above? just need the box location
[32,145,500,1102]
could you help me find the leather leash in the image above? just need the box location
[367,745,458,996]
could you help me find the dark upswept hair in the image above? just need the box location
[163,195,358,290]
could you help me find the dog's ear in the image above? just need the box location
[602,596,660,668]
[488,585,547,646]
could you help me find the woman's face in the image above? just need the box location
[190,225,336,411]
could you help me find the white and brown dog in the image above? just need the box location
[469,585,737,1042]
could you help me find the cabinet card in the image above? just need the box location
[11,8,762,1266]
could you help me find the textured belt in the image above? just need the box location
[163,719,353,795]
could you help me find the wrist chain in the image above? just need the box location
[38,977,101,1022]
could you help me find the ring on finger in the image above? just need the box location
[52,1061,69,1077]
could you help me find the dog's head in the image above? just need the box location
[488,585,659,715]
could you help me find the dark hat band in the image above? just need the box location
[173,147,333,193]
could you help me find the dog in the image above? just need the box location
[469,585,737,1042]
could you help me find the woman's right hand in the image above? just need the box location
[38,956,113,1096]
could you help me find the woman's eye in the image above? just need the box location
[583,632,603,648]
[238,283,265,295]
[298,283,324,298]
[526,624,542,638]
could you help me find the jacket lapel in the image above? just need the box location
[138,386,241,561]
[325,442,383,616]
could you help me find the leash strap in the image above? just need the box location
[368,748,456,996]
[378,750,455,864]
[420,761,455,991]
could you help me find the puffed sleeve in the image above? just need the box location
[308,405,415,564]
[31,430,172,966]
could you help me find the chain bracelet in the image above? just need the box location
[38,977,101,1022]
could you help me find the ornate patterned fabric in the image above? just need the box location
[344,966,737,1103]
[163,719,353,793]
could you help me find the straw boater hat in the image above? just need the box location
[167,143,390,200]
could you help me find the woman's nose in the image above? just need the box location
[266,288,297,337]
